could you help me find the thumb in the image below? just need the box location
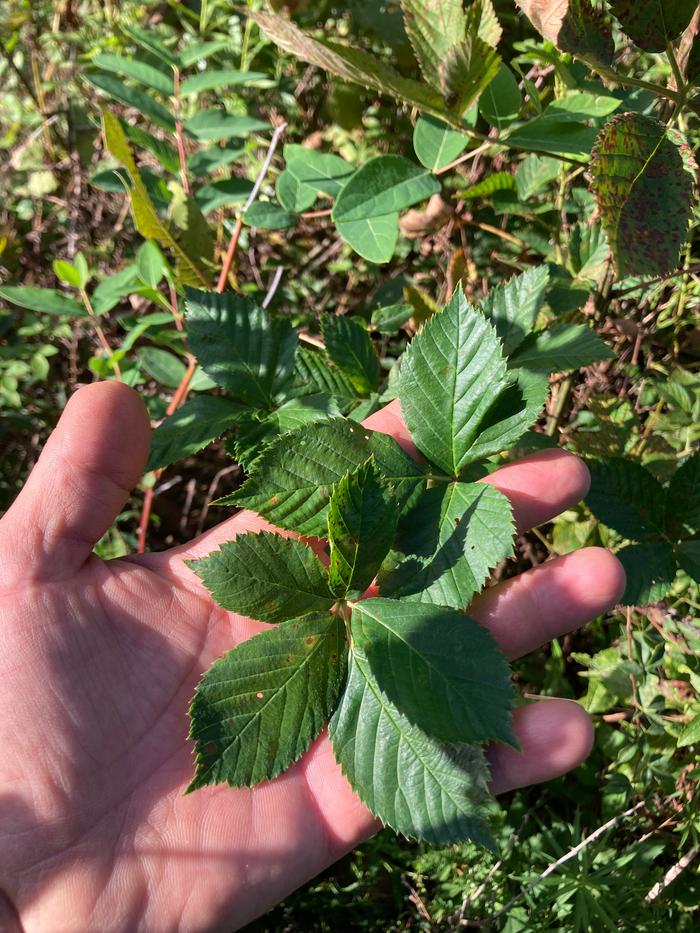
[0,381,151,585]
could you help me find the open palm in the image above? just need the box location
[0,383,624,932]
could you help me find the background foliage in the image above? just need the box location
[0,0,698,928]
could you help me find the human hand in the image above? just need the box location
[0,382,624,932]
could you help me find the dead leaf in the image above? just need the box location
[399,193,453,238]
[515,0,614,67]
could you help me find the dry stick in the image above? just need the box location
[488,801,646,923]
[137,122,288,554]
[645,846,699,903]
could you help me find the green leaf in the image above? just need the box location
[121,120,180,174]
[184,287,297,408]
[509,323,614,373]
[438,30,501,115]
[189,531,335,624]
[366,432,428,517]
[102,111,209,287]
[188,613,346,789]
[676,539,700,581]
[180,69,266,96]
[413,115,469,171]
[194,179,255,214]
[244,202,296,230]
[329,646,496,845]
[147,395,248,471]
[568,221,610,282]
[53,259,83,288]
[335,214,400,264]
[136,240,166,289]
[458,172,516,200]
[399,291,514,475]
[274,393,342,433]
[544,91,621,122]
[137,347,186,388]
[292,347,357,409]
[515,154,561,199]
[276,169,317,212]
[91,265,140,314]
[478,266,549,356]
[515,0,614,67]
[179,39,230,67]
[83,72,176,132]
[677,712,700,749]
[665,453,700,539]
[252,10,455,125]
[609,0,697,52]
[283,145,355,197]
[0,285,87,317]
[506,118,597,160]
[321,315,380,396]
[586,458,667,542]
[351,598,516,745]
[91,52,174,95]
[382,482,514,609]
[478,0,503,47]
[333,155,440,223]
[187,144,245,178]
[122,25,179,67]
[231,419,372,535]
[328,460,398,597]
[401,0,467,87]
[184,110,269,142]
[479,63,521,129]
[370,302,414,335]
[590,113,696,277]
[617,543,677,605]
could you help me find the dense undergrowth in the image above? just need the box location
[1,0,699,929]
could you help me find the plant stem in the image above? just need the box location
[546,374,574,437]
[79,287,121,378]
[173,68,190,195]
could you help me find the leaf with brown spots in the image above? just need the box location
[590,112,696,278]
[187,613,347,789]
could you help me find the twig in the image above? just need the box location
[173,68,190,195]
[645,846,699,903]
[463,219,529,251]
[262,267,284,308]
[137,123,287,553]
[217,121,288,292]
[489,801,646,922]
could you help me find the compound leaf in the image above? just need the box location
[231,419,372,535]
[509,323,615,373]
[609,0,697,52]
[147,395,249,471]
[328,461,399,597]
[188,531,335,623]
[382,482,514,609]
[329,646,496,846]
[478,266,549,356]
[351,598,516,745]
[322,315,380,396]
[590,113,695,277]
[586,458,667,542]
[184,287,297,409]
[188,613,346,789]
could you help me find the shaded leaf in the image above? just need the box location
[188,613,346,789]
[333,155,440,223]
[244,202,296,230]
[147,396,249,471]
[459,172,516,200]
[322,315,380,396]
[184,110,269,142]
[84,72,176,131]
[676,538,700,581]
[506,117,597,160]
[479,63,522,129]
[371,302,415,335]
[351,598,516,745]
[609,0,697,52]
[618,542,677,605]
[478,266,549,355]
[509,323,614,372]
[292,347,357,410]
[590,113,696,277]
[189,532,334,623]
[230,419,372,535]
[336,213,400,264]
[329,646,496,845]
[366,432,428,517]
[195,178,255,213]
[137,347,186,387]
[515,0,614,67]
[328,460,398,597]
[586,458,667,541]
[184,287,297,408]
[665,453,700,539]
[413,115,469,171]
[401,0,467,87]
[382,481,514,609]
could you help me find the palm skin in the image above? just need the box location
[0,383,625,932]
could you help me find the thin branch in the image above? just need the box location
[173,68,190,195]
[645,846,699,903]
